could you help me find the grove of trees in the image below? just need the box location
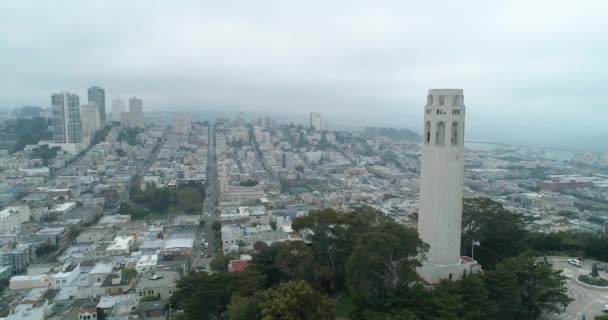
[170,199,573,320]
[124,181,205,219]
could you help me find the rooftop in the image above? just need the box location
[50,202,76,212]
[89,263,113,275]
[107,236,134,251]
[136,270,178,288]
[163,238,194,250]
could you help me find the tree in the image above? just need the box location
[122,268,138,280]
[141,295,160,302]
[501,256,572,319]
[256,281,335,320]
[292,207,390,293]
[592,263,600,278]
[359,309,418,320]
[457,275,497,320]
[35,242,57,257]
[347,222,427,305]
[251,241,316,289]
[170,269,265,320]
[210,254,232,273]
[91,126,111,144]
[483,263,523,320]
[32,144,60,166]
[212,220,222,232]
[176,187,203,213]
[227,295,260,320]
[462,198,527,269]
[7,117,53,151]
[239,179,259,187]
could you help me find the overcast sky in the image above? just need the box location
[1,1,607,150]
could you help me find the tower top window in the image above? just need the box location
[439,95,446,105]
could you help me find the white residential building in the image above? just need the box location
[106,236,134,256]
[51,263,81,289]
[0,206,30,234]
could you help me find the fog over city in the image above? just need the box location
[1,1,607,150]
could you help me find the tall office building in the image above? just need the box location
[112,97,125,122]
[88,86,106,126]
[417,89,477,284]
[80,104,100,141]
[309,112,323,131]
[175,113,190,134]
[121,97,144,128]
[282,151,295,172]
[52,92,82,143]
[129,97,143,114]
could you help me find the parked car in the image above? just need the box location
[603,304,608,313]
[568,258,582,267]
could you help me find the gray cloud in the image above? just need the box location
[1,0,607,150]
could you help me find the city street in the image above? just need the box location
[201,125,219,259]
[545,257,608,320]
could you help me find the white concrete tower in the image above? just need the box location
[417,89,471,284]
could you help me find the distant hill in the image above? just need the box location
[363,126,422,142]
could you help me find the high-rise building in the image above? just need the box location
[282,151,295,172]
[88,86,106,126]
[309,112,323,131]
[80,104,100,141]
[263,116,273,129]
[52,92,82,144]
[417,89,477,284]
[129,97,143,114]
[175,113,190,134]
[112,97,125,122]
[121,97,144,128]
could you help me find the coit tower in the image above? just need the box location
[417,89,469,284]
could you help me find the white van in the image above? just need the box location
[568,258,582,267]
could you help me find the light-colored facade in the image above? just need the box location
[129,97,143,114]
[112,97,125,122]
[417,89,474,284]
[106,236,134,256]
[80,103,100,141]
[0,206,30,235]
[175,113,190,134]
[52,92,82,143]
[51,263,80,289]
[120,112,144,128]
[120,97,144,128]
[136,270,178,301]
[88,86,106,125]
[283,151,295,172]
[309,112,323,131]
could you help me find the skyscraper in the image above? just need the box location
[417,89,476,284]
[88,86,106,125]
[121,97,144,128]
[52,92,82,144]
[80,103,100,141]
[129,97,143,114]
[175,113,190,134]
[309,112,323,131]
[282,151,295,172]
[112,97,125,123]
